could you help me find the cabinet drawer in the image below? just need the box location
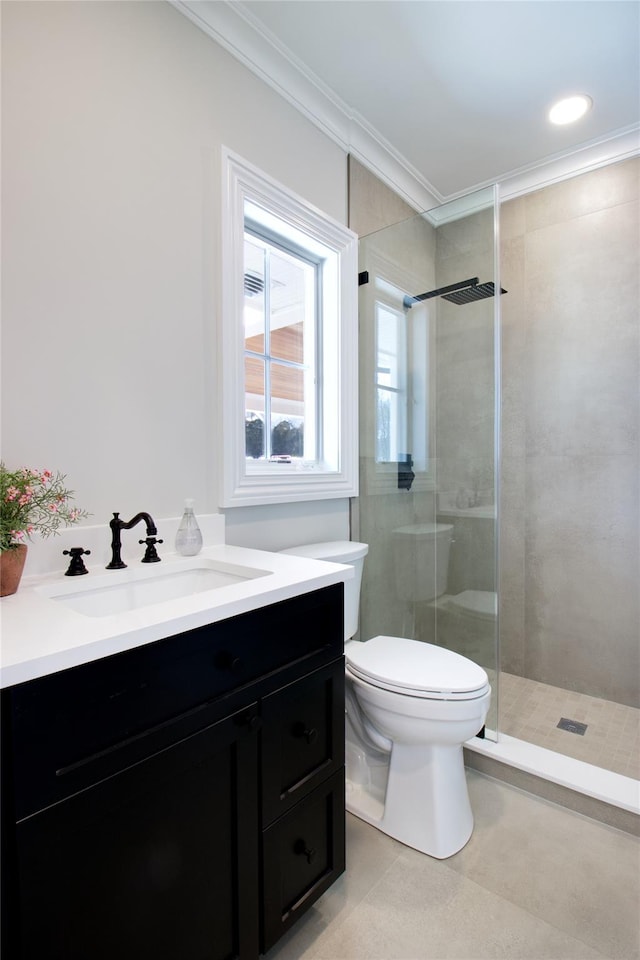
[261,659,344,825]
[5,584,343,820]
[261,769,345,953]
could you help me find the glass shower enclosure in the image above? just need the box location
[355,186,500,736]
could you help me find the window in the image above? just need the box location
[243,222,317,463]
[375,301,407,463]
[220,150,358,507]
[358,252,433,495]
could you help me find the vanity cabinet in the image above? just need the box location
[1,583,345,960]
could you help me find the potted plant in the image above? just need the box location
[0,464,89,596]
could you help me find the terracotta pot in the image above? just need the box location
[0,544,28,597]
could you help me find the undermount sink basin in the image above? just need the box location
[37,558,271,618]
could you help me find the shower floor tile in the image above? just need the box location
[499,672,640,780]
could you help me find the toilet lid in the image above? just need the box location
[346,635,489,699]
[279,540,368,563]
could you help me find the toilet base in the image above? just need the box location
[346,741,474,859]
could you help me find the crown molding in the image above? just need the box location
[170,0,440,211]
[171,0,639,213]
[495,124,640,201]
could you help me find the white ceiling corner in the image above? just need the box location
[171,0,640,209]
[170,0,442,210]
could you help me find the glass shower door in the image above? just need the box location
[356,186,500,737]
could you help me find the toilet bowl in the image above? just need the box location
[279,540,491,860]
[346,634,490,859]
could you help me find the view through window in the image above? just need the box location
[243,228,318,463]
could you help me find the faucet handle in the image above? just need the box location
[139,537,163,564]
[63,547,91,576]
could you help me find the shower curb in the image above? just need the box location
[464,734,640,837]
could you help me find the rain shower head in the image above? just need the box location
[403,277,506,309]
[442,281,503,304]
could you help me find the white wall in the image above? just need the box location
[1,0,350,553]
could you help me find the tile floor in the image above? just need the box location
[499,673,640,780]
[264,771,640,960]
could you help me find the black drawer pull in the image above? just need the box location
[239,712,262,734]
[215,651,242,672]
[56,698,212,778]
[292,722,318,745]
[57,698,260,779]
[294,838,316,864]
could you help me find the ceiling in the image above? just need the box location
[175,0,640,205]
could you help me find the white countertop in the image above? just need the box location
[0,545,352,689]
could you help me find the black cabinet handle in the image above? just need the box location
[242,713,262,734]
[294,838,316,864]
[215,651,242,672]
[292,722,318,744]
[56,696,242,779]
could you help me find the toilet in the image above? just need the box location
[279,540,491,860]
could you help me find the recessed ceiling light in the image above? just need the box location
[548,95,593,126]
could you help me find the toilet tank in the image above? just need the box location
[392,523,453,602]
[279,541,368,641]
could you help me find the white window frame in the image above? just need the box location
[220,149,359,507]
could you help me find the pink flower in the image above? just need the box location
[48,502,59,513]
[18,492,33,506]
[5,486,19,501]
[11,529,25,540]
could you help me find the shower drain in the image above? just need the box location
[557,717,588,735]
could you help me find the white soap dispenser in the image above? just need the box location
[175,499,203,556]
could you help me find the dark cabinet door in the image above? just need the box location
[13,705,260,960]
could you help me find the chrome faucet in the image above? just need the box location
[106,512,161,569]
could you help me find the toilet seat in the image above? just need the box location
[346,635,490,701]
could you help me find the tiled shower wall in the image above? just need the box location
[500,158,640,708]
[350,157,639,712]
[433,206,496,516]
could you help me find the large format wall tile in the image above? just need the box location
[524,454,639,705]
[500,234,526,460]
[524,155,639,233]
[525,202,639,459]
[500,159,639,708]
[499,455,526,675]
[348,156,415,237]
